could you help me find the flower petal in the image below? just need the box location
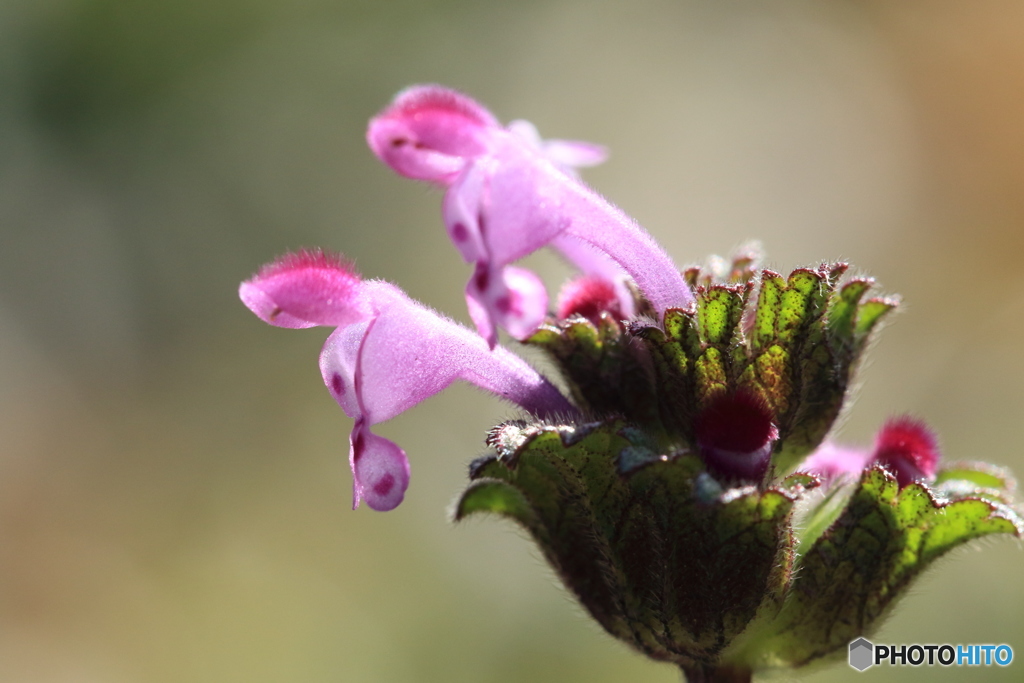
[316,280,571,511]
[371,86,690,341]
[442,160,490,264]
[542,140,608,169]
[320,318,371,419]
[322,282,568,423]
[465,272,498,350]
[800,442,873,483]
[318,284,552,422]
[447,119,694,319]
[350,421,410,511]
[465,264,548,344]
[239,250,368,328]
[507,119,608,170]
[366,85,498,183]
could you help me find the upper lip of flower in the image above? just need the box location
[366,84,499,184]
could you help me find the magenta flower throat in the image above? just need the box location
[241,86,1021,682]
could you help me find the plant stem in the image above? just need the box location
[680,664,752,683]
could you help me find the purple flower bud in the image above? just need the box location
[241,250,572,511]
[555,275,624,325]
[872,416,940,487]
[694,390,779,481]
[550,234,635,320]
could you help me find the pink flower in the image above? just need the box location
[240,250,572,511]
[367,85,692,346]
[799,441,874,484]
[800,416,940,487]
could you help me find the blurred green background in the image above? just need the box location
[1,0,1022,681]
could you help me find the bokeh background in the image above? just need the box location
[1,1,1022,681]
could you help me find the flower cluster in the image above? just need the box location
[241,85,1021,681]
[366,85,691,347]
[239,248,570,511]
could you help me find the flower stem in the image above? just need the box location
[680,664,752,683]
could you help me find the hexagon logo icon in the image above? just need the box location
[849,637,874,671]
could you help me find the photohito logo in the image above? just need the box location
[849,637,1013,671]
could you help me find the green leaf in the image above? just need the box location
[635,308,700,437]
[564,317,601,351]
[663,307,693,342]
[934,462,1014,491]
[771,341,842,470]
[794,480,856,557]
[823,262,849,288]
[752,272,784,352]
[619,461,799,657]
[739,466,1023,668]
[695,347,728,400]
[752,344,791,417]
[920,497,1020,559]
[526,317,661,424]
[933,462,1017,505]
[855,297,897,336]
[698,286,744,346]
[778,472,821,493]
[827,278,872,344]
[524,324,563,348]
[455,479,537,526]
[776,269,818,344]
[461,420,810,667]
